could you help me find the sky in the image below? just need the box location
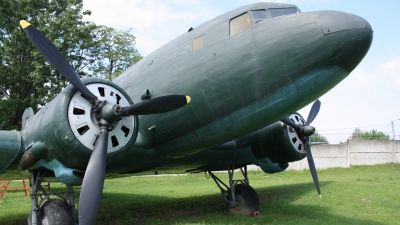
[82,0,400,143]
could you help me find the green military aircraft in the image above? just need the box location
[0,2,372,225]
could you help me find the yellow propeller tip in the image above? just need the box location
[319,195,322,199]
[20,20,31,29]
[186,96,191,104]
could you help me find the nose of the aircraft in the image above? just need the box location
[319,11,373,72]
[320,10,372,34]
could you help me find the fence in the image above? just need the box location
[287,140,400,170]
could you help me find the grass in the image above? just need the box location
[1,163,399,224]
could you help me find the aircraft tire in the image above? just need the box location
[229,184,260,216]
[39,198,75,225]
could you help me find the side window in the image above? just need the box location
[251,10,268,23]
[193,35,204,51]
[268,8,298,18]
[230,13,251,36]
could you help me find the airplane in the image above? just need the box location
[0,2,372,225]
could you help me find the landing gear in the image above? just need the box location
[208,165,260,216]
[28,168,76,225]
[231,184,260,216]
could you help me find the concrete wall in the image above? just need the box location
[394,141,400,163]
[287,140,400,170]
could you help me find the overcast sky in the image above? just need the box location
[82,0,400,143]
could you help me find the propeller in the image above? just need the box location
[78,124,108,225]
[122,95,191,115]
[306,99,320,126]
[19,20,98,104]
[280,100,321,198]
[280,116,302,132]
[20,20,191,224]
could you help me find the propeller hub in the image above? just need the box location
[285,113,307,154]
[303,126,316,137]
[101,103,123,123]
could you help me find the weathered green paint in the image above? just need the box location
[19,78,138,171]
[0,2,373,179]
[257,158,288,174]
[106,4,371,174]
[249,119,305,163]
[0,130,22,173]
[29,142,47,158]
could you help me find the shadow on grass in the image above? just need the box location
[3,181,385,225]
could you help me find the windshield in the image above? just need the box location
[251,10,268,23]
[268,7,298,18]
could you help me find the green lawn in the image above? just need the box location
[1,164,399,225]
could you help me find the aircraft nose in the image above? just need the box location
[320,10,372,34]
[319,11,373,72]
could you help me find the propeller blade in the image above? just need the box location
[306,99,321,126]
[280,116,302,131]
[304,140,321,198]
[19,20,98,104]
[122,95,191,115]
[78,131,108,225]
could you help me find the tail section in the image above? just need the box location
[21,107,35,130]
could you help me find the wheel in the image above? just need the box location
[229,184,260,216]
[40,198,75,225]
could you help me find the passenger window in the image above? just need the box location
[193,35,204,51]
[268,8,298,18]
[251,10,268,23]
[230,13,251,36]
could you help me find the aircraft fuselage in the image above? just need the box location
[0,3,373,179]
[108,3,372,173]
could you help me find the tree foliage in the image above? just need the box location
[0,0,141,130]
[0,0,96,129]
[351,128,390,140]
[311,132,329,144]
[89,26,142,81]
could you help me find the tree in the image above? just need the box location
[89,26,142,80]
[351,128,389,140]
[0,0,142,130]
[0,0,98,130]
[311,132,329,144]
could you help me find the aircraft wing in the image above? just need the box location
[0,130,25,179]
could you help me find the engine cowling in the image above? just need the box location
[21,78,138,171]
[250,112,307,163]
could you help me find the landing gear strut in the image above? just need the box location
[207,165,260,216]
[28,168,76,225]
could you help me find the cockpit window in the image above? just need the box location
[230,13,251,36]
[251,10,268,23]
[268,7,298,18]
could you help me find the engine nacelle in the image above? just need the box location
[21,78,138,171]
[250,113,306,163]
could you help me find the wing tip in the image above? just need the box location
[20,20,31,29]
